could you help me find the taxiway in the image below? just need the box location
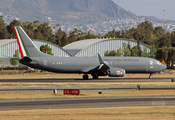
[0,96,175,111]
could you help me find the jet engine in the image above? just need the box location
[107,67,125,77]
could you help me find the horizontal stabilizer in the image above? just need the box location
[20,57,33,62]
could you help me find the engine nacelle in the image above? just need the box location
[107,67,125,77]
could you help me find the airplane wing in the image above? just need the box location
[97,53,110,72]
[81,54,110,74]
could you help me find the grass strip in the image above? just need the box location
[1,73,175,79]
[0,82,175,89]
[0,90,174,99]
[0,106,175,120]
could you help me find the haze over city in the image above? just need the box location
[113,0,175,20]
[1,0,175,34]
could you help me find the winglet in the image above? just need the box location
[97,54,110,70]
[97,54,104,64]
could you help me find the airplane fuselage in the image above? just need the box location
[21,56,166,75]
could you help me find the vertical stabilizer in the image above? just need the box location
[14,26,49,58]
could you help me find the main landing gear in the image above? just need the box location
[83,74,89,80]
[82,74,99,80]
[92,73,99,79]
[93,74,99,79]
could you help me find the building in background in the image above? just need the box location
[0,38,151,68]
[63,38,151,57]
[0,39,71,68]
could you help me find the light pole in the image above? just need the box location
[162,9,165,28]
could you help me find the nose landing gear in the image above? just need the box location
[149,73,153,79]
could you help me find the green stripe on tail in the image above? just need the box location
[17,28,30,57]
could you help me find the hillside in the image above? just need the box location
[0,0,137,23]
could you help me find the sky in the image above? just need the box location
[112,0,175,20]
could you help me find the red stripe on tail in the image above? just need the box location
[14,27,24,58]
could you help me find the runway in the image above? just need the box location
[1,87,175,92]
[0,78,175,111]
[0,78,175,91]
[0,78,173,83]
[0,96,175,110]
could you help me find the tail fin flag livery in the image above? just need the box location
[13,26,166,80]
[14,26,49,58]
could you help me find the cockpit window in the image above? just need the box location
[156,61,161,65]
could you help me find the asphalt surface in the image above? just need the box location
[1,87,175,92]
[0,96,175,111]
[0,78,175,91]
[0,78,175,111]
[0,78,174,82]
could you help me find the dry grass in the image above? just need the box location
[0,90,175,99]
[0,73,175,119]
[0,72,175,79]
[0,106,175,120]
[0,81,175,89]
[0,73,83,79]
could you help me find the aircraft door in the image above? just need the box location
[43,59,48,68]
[149,60,153,68]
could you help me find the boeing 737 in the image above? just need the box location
[13,26,166,79]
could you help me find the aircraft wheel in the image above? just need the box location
[83,74,88,80]
[149,73,153,79]
[93,75,99,79]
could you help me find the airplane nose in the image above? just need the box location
[162,64,167,70]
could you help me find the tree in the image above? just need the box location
[0,16,5,31]
[34,31,44,40]
[22,21,34,39]
[86,32,96,39]
[105,29,115,38]
[0,16,10,39]
[158,32,171,48]
[154,26,165,38]
[132,45,139,56]
[122,43,131,56]
[109,50,116,56]
[166,47,175,67]
[7,20,22,38]
[156,46,168,62]
[104,50,110,56]
[34,21,53,42]
[10,50,20,69]
[115,49,120,56]
[68,28,87,43]
[171,32,175,47]
[149,45,156,58]
[33,20,41,29]
[40,44,53,56]
[151,36,159,48]
[55,28,68,47]
[142,46,148,57]
[133,21,153,45]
